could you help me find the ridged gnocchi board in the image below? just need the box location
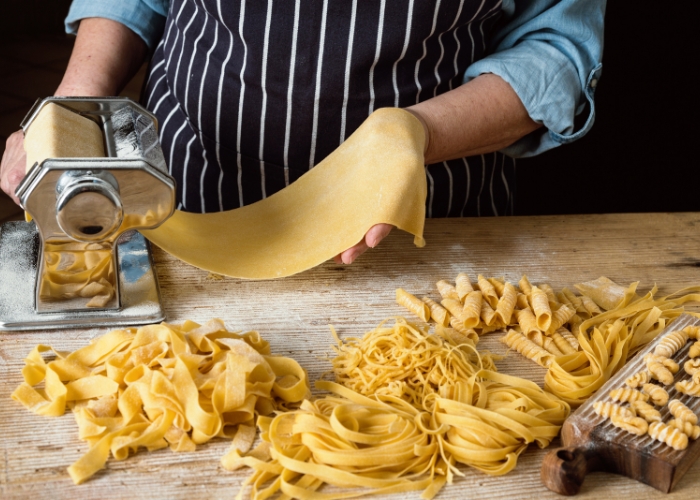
[541,314,700,495]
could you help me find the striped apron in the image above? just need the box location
[143,0,515,218]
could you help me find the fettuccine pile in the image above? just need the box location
[221,319,569,499]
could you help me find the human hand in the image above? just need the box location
[0,130,26,206]
[334,223,394,264]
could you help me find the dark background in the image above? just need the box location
[1,1,697,220]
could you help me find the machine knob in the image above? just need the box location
[55,170,123,242]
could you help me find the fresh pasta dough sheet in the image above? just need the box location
[142,108,427,279]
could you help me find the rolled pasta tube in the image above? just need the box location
[441,298,465,322]
[568,314,584,337]
[529,286,552,331]
[561,288,586,315]
[548,330,577,355]
[516,293,529,310]
[539,284,558,304]
[461,291,482,329]
[436,280,459,301]
[514,309,539,336]
[487,277,506,298]
[480,299,497,326]
[396,288,430,322]
[527,331,564,357]
[477,275,499,308]
[455,273,474,302]
[579,295,602,317]
[500,329,553,368]
[447,317,479,344]
[495,282,517,325]
[547,304,576,334]
[555,327,580,352]
[421,297,450,327]
[518,275,533,295]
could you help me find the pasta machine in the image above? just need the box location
[0,97,175,331]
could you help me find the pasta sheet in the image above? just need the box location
[142,108,427,279]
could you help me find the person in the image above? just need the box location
[0,0,605,264]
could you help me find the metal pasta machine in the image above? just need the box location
[0,97,175,331]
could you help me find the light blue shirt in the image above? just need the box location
[65,0,605,158]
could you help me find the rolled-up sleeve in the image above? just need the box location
[465,0,606,157]
[65,0,170,51]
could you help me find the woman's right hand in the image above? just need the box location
[0,130,27,206]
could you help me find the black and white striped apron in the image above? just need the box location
[143,0,515,218]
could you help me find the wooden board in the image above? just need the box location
[542,315,700,494]
[2,213,700,499]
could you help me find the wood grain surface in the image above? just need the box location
[2,213,700,499]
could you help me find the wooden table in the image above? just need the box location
[2,213,700,499]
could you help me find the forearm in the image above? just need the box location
[406,73,541,164]
[56,17,148,97]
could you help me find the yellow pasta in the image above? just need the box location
[675,378,700,397]
[436,280,460,301]
[579,295,602,316]
[396,288,430,322]
[447,318,480,345]
[631,400,662,423]
[645,356,675,385]
[592,401,634,420]
[654,330,689,358]
[501,329,554,368]
[539,283,558,304]
[12,319,310,484]
[441,298,466,322]
[625,370,652,389]
[642,383,670,406]
[518,275,533,295]
[529,286,552,331]
[574,276,636,311]
[527,331,565,356]
[610,414,648,436]
[548,330,577,355]
[480,298,498,326]
[516,293,530,310]
[668,419,700,440]
[646,352,680,375]
[668,399,698,424]
[685,359,700,376]
[690,341,700,359]
[648,422,689,451]
[455,272,474,301]
[555,327,580,351]
[514,308,539,335]
[39,242,116,308]
[477,274,499,308]
[609,387,649,404]
[684,325,700,340]
[561,288,586,315]
[547,304,576,334]
[421,297,450,327]
[495,282,517,325]
[487,277,506,297]
[461,291,483,329]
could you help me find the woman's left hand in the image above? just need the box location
[334,223,393,264]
